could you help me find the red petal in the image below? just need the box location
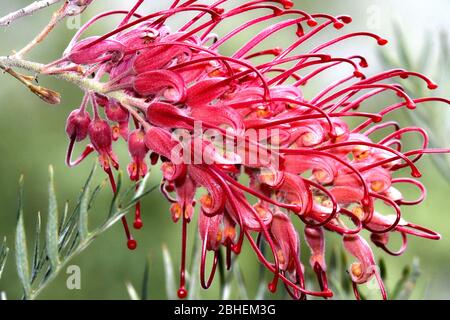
[186,77,229,107]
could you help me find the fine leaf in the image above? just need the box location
[31,212,41,282]
[394,258,421,300]
[379,258,387,281]
[15,175,31,299]
[339,248,350,294]
[232,260,249,300]
[255,239,267,300]
[13,168,156,300]
[88,179,107,210]
[391,264,411,300]
[162,244,176,300]
[59,203,68,234]
[393,23,413,70]
[417,34,433,72]
[133,172,151,201]
[46,166,60,270]
[108,171,123,218]
[187,242,201,300]
[141,256,150,300]
[78,165,96,240]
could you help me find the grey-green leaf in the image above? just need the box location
[15,175,32,299]
[46,166,59,270]
[78,165,96,240]
[379,257,387,281]
[233,261,249,300]
[141,256,150,300]
[0,237,9,280]
[109,171,122,218]
[393,23,413,70]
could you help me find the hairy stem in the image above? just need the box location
[29,209,124,300]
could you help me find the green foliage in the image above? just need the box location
[390,258,421,300]
[46,166,60,270]
[327,247,421,300]
[10,165,156,300]
[125,239,423,300]
[7,165,424,301]
[0,237,9,281]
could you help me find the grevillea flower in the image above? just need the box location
[47,0,449,299]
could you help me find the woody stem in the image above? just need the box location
[0,0,63,26]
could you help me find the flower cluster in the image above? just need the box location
[46,0,449,299]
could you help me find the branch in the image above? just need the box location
[0,0,63,27]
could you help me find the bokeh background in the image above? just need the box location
[0,0,449,299]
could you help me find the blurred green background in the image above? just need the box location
[0,0,449,299]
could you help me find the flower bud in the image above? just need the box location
[66,109,91,141]
[67,1,95,17]
[304,226,326,270]
[128,130,149,159]
[127,130,149,181]
[105,100,129,123]
[88,118,112,151]
[70,0,94,5]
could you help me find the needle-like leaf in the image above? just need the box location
[133,172,151,201]
[141,256,151,300]
[187,242,201,300]
[31,212,41,282]
[162,244,176,300]
[232,260,249,300]
[78,165,96,240]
